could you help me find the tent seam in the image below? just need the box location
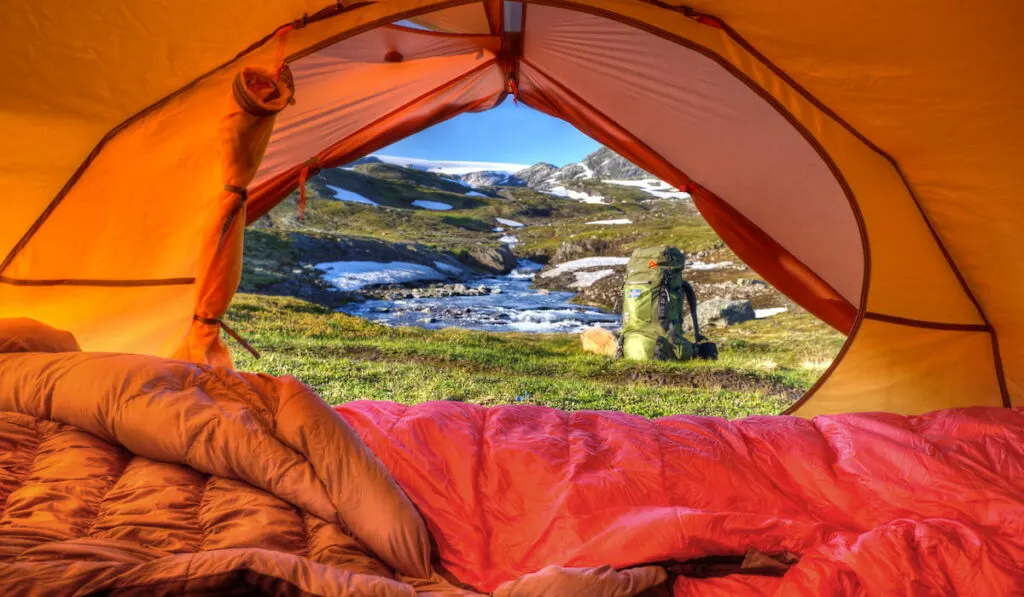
[485,0,503,37]
[284,0,482,64]
[863,313,990,333]
[0,276,195,287]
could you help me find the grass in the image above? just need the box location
[239,164,845,418]
[227,293,845,419]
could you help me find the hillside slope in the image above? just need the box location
[244,146,800,320]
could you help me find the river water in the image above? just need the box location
[339,261,620,333]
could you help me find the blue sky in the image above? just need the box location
[379,99,600,166]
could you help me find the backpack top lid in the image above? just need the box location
[626,246,686,275]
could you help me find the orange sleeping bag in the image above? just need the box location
[0,320,664,596]
[1,319,1023,595]
[339,401,1024,595]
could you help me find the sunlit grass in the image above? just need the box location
[227,293,844,419]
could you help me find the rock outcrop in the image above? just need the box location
[684,298,757,331]
[551,238,615,264]
[465,244,517,274]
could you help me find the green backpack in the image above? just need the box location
[619,246,716,361]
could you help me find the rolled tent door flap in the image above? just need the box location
[172,68,295,367]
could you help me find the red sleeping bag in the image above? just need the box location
[337,401,1024,595]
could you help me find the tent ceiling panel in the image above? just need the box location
[248,60,505,220]
[524,0,990,328]
[2,69,239,281]
[254,48,499,187]
[407,2,492,34]
[522,0,1007,414]
[523,4,865,306]
[674,0,1024,403]
[518,62,858,333]
[0,0,326,262]
[0,0,472,270]
[304,24,499,64]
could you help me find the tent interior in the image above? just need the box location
[2,1,1024,594]
[3,0,1020,417]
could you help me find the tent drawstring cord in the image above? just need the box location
[297,166,309,221]
[507,77,520,105]
[297,157,319,221]
[194,315,260,359]
[273,25,294,81]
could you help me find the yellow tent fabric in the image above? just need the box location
[1,0,1021,417]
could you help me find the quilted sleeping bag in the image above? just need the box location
[1,318,1024,595]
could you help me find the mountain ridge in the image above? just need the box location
[355,146,653,191]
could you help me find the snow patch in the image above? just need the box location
[544,186,605,203]
[495,217,525,228]
[541,257,629,279]
[605,178,672,190]
[499,235,519,245]
[372,155,529,175]
[465,191,488,197]
[492,227,505,232]
[755,307,789,319]
[649,190,692,200]
[316,261,448,291]
[326,185,379,206]
[571,269,616,289]
[688,261,734,270]
[586,218,632,225]
[605,179,691,200]
[412,200,453,211]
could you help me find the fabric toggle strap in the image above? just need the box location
[224,184,248,198]
[193,314,260,359]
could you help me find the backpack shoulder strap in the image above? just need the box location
[681,279,706,342]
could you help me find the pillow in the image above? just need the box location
[0,318,81,354]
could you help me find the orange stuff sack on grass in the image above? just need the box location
[580,326,618,357]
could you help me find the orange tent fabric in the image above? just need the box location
[1,0,1021,416]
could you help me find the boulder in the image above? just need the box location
[684,298,756,331]
[574,271,625,312]
[552,238,614,264]
[466,245,517,274]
